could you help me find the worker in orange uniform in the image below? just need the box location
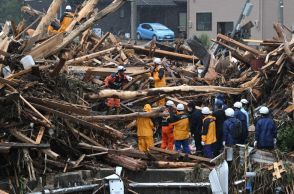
[59,5,74,32]
[148,58,166,106]
[201,107,217,158]
[104,66,132,113]
[136,104,155,152]
[160,100,175,150]
[170,104,190,154]
[48,20,60,35]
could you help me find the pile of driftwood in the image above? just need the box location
[0,0,293,193]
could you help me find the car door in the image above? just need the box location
[140,24,150,39]
[145,24,154,39]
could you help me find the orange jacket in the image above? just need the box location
[149,64,166,88]
[171,112,190,140]
[137,104,154,137]
[59,12,74,32]
[201,115,217,145]
[104,73,128,89]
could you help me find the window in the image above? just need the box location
[196,12,212,31]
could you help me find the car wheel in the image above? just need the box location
[137,33,141,40]
[152,35,157,41]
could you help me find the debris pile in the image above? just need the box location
[0,0,293,193]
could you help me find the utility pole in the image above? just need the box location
[278,0,284,25]
[130,0,137,40]
[231,0,252,38]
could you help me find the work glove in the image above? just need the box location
[126,75,133,82]
[254,141,257,147]
[222,141,226,146]
[201,141,205,146]
[149,77,154,81]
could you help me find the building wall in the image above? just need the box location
[188,0,294,40]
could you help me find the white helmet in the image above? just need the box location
[176,104,184,111]
[225,108,234,117]
[117,66,126,72]
[259,106,269,115]
[153,58,161,64]
[166,100,174,107]
[201,107,211,115]
[65,5,72,11]
[241,99,249,104]
[234,102,242,109]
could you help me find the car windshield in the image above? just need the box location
[151,24,168,30]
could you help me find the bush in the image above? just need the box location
[277,120,294,152]
[198,33,211,49]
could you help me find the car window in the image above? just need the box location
[142,24,148,29]
[152,24,168,30]
[146,24,153,31]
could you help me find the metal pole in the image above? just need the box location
[130,0,137,40]
[231,0,250,38]
[279,0,284,25]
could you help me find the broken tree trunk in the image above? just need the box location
[66,0,101,32]
[32,0,64,37]
[65,47,117,65]
[153,161,197,168]
[87,85,248,100]
[105,154,147,171]
[78,107,166,122]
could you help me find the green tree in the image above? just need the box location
[0,0,23,23]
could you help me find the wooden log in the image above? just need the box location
[217,34,262,56]
[66,0,101,32]
[32,103,123,139]
[105,154,147,171]
[67,66,146,77]
[90,32,110,52]
[149,147,214,164]
[108,149,148,160]
[27,97,91,116]
[78,142,108,152]
[65,47,117,65]
[78,108,166,122]
[65,121,103,147]
[153,161,197,168]
[87,85,248,100]
[124,45,198,62]
[32,0,64,37]
[10,128,59,159]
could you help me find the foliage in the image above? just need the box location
[0,0,23,23]
[277,120,294,152]
[198,33,211,49]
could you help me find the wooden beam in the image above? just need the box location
[124,45,198,62]
[32,103,123,139]
[87,85,248,100]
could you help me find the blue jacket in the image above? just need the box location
[234,109,248,143]
[223,117,242,145]
[241,108,250,128]
[255,116,277,148]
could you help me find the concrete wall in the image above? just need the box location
[187,0,294,40]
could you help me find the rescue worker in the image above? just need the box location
[213,101,226,154]
[254,106,277,150]
[104,66,132,112]
[48,20,60,34]
[136,104,155,152]
[234,102,248,144]
[59,5,74,32]
[241,99,250,128]
[148,58,166,106]
[201,107,217,158]
[187,101,203,153]
[160,100,175,150]
[170,104,190,154]
[223,108,243,146]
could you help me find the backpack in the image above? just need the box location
[230,119,243,139]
